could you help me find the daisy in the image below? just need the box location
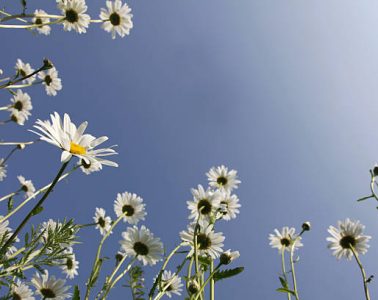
[220,249,240,265]
[187,279,200,295]
[11,279,35,300]
[100,0,133,39]
[33,9,51,35]
[79,158,102,175]
[327,218,371,260]
[31,112,118,169]
[15,59,36,84]
[206,165,241,192]
[40,219,59,241]
[9,90,32,122]
[119,225,163,266]
[114,192,146,224]
[59,0,90,34]
[0,217,18,257]
[269,227,303,253]
[218,191,240,221]
[38,67,62,96]
[60,247,79,279]
[93,207,112,236]
[158,270,183,298]
[17,175,36,198]
[0,159,7,181]
[180,220,225,259]
[11,110,27,125]
[187,185,221,221]
[31,270,71,299]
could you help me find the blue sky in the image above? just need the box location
[2,0,378,298]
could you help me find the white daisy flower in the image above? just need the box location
[187,185,221,221]
[38,67,62,96]
[11,110,27,126]
[11,279,35,300]
[269,227,303,253]
[93,207,112,236]
[114,192,146,224]
[9,90,32,122]
[180,220,225,259]
[31,270,71,299]
[218,191,240,221]
[33,9,51,35]
[158,270,184,298]
[60,247,79,279]
[187,279,200,296]
[0,217,18,258]
[59,0,90,34]
[79,158,102,175]
[119,225,163,266]
[31,112,118,169]
[220,249,240,265]
[206,165,241,192]
[17,175,36,198]
[40,219,69,249]
[15,59,36,84]
[327,218,371,260]
[100,0,133,39]
[0,159,7,181]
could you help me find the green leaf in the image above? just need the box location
[32,206,44,216]
[279,276,288,288]
[213,267,244,282]
[7,197,14,213]
[72,285,80,300]
[276,288,295,295]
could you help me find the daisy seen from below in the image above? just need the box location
[17,175,36,198]
[33,9,51,35]
[0,159,7,181]
[180,220,225,259]
[158,270,184,298]
[269,226,303,253]
[218,191,240,221]
[15,59,36,84]
[207,165,241,192]
[11,279,35,300]
[31,270,71,299]
[60,247,79,279]
[9,90,32,122]
[114,192,146,224]
[38,67,62,96]
[58,0,90,34]
[327,218,371,260]
[31,112,118,168]
[100,0,133,39]
[187,185,221,221]
[119,225,164,266]
[93,207,112,236]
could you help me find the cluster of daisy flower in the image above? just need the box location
[0,0,133,39]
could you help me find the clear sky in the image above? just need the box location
[2,0,378,299]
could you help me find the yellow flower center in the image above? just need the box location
[70,142,86,155]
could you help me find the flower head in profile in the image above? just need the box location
[207,165,241,192]
[38,67,62,96]
[33,9,51,35]
[269,226,303,253]
[220,249,240,265]
[11,279,35,300]
[0,159,7,181]
[218,191,240,221]
[17,175,36,198]
[327,218,371,260]
[114,192,146,224]
[158,270,184,298]
[31,112,118,169]
[59,247,79,279]
[9,90,32,123]
[93,207,112,236]
[100,0,133,39]
[79,159,102,175]
[120,225,164,266]
[187,185,221,221]
[31,270,71,299]
[15,59,36,84]
[58,0,90,34]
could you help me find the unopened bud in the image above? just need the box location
[302,222,311,232]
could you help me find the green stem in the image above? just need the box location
[193,264,221,300]
[281,250,291,300]
[210,260,215,300]
[0,190,19,203]
[290,247,299,300]
[351,246,371,300]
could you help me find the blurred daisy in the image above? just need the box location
[79,158,102,175]
[114,192,146,224]
[59,0,90,34]
[33,9,51,35]
[11,110,27,125]
[100,0,133,39]
[17,175,36,198]
[9,90,32,121]
[93,207,112,236]
[15,59,36,84]
[31,270,71,299]
[38,67,62,96]
[187,279,200,296]
[187,185,220,221]
[327,218,371,260]
[180,220,225,259]
[158,270,183,298]
[120,225,163,266]
[0,159,7,181]
[218,191,240,221]
[31,112,118,168]
[60,247,79,279]
[11,279,35,300]
[269,227,303,253]
[0,217,18,257]
[220,249,240,265]
[207,165,241,192]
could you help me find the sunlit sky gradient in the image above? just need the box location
[2,0,378,298]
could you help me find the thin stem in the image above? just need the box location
[0,18,63,29]
[0,190,20,203]
[351,246,371,300]
[1,13,62,22]
[0,161,69,256]
[290,247,299,300]
[0,140,36,146]
[210,260,215,300]
[0,105,10,111]
[281,250,291,300]
[193,264,221,300]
